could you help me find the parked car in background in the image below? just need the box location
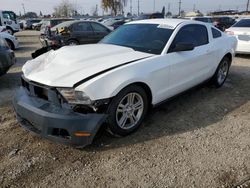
[32,19,47,30]
[0,10,20,35]
[0,37,15,76]
[134,13,164,20]
[14,19,237,147]
[0,31,19,50]
[41,20,111,46]
[40,18,74,33]
[212,16,236,31]
[23,19,41,30]
[226,18,250,54]
[184,16,214,25]
[111,20,126,30]
[101,17,124,27]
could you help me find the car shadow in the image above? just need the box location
[85,65,250,151]
[235,54,250,59]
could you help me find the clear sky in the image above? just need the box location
[1,0,248,16]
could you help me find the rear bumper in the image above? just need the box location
[236,40,250,54]
[13,87,107,147]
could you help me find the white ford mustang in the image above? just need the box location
[13,19,237,147]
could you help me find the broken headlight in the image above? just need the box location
[57,88,92,105]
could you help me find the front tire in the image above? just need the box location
[6,28,14,35]
[67,39,79,46]
[107,85,149,137]
[212,57,230,88]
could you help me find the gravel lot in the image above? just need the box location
[0,31,250,188]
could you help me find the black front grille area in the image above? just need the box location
[21,76,63,105]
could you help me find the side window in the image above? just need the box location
[91,23,108,32]
[169,24,208,52]
[73,22,92,32]
[212,27,222,38]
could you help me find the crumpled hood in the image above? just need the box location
[23,44,153,87]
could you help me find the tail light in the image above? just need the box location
[225,30,234,35]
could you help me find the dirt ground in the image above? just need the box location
[0,31,250,188]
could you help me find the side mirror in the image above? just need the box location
[171,42,195,52]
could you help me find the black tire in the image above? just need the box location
[6,28,14,35]
[211,57,230,88]
[107,85,149,137]
[6,39,14,50]
[67,39,79,46]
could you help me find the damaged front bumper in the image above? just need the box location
[13,87,107,147]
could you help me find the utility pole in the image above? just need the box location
[168,3,170,13]
[178,0,182,16]
[130,0,132,14]
[193,4,196,12]
[247,0,250,14]
[153,0,155,12]
[22,3,26,16]
[138,0,140,15]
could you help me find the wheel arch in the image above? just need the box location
[223,52,233,65]
[5,38,14,50]
[121,82,153,106]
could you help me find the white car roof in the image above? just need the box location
[126,18,200,29]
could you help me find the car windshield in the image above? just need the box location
[100,24,173,54]
[233,19,250,27]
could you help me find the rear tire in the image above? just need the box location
[107,85,149,137]
[211,57,230,88]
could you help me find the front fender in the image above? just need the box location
[75,64,151,101]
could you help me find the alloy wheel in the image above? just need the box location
[115,92,144,130]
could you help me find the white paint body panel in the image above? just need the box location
[0,32,19,49]
[22,19,237,105]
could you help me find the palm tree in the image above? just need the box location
[102,0,127,16]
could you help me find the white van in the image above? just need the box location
[0,10,20,35]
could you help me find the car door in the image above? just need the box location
[90,22,111,42]
[164,24,212,97]
[71,22,95,44]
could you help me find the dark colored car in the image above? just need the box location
[0,37,15,76]
[43,20,111,46]
[212,17,236,31]
[135,13,164,20]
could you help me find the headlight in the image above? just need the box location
[57,88,92,105]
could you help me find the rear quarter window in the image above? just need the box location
[211,27,222,38]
